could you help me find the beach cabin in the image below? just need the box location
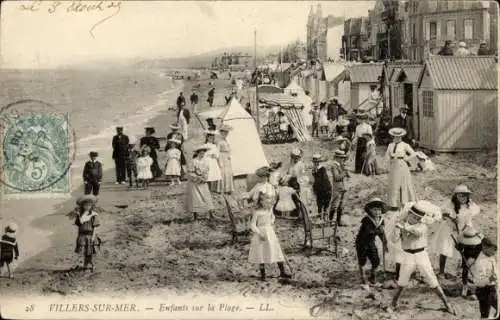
[344,63,384,111]
[417,56,498,152]
[321,62,349,107]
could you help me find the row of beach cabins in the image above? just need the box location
[269,55,498,153]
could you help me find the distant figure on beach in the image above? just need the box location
[139,127,162,179]
[190,90,199,113]
[126,141,139,188]
[176,92,186,108]
[207,87,215,107]
[83,151,102,196]
[177,104,190,140]
[112,126,129,185]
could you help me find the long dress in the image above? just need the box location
[139,136,162,178]
[164,148,181,177]
[205,142,222,189]
[216,139,234,193]
[185,158,215,213]
[353,123,373,174]
[247,182,285,264]
[431,201,480,258]
[385,141,417,208]
[178,111,189,140]
[136,156,153,180]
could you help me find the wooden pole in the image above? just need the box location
[254,28,260,133]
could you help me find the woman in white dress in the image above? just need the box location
[242,166,291,281]
[385,128,417,210]
[204,130,222,192]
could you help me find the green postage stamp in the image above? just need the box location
[0,100,75,196]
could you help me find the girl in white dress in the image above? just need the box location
[432,185,481,292]
[385,128,417,210]
[164,139,182,185]
[136,146,153,189]
[242,166,291,281]
[319,104,329,135]
[204,131,222,192]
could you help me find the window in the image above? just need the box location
[446,20,456,40]
[412,23,416,43]
[429,22,437,40]
[422,91,434,117]
[464,19,473,39]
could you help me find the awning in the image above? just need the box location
[258,93,304,109]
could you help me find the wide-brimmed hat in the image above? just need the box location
[338,119,350,127]
[408,200,437,219]
[168,138,181,145]
[389,127,407,137]
[205,129,219,135]
[76,194,97,206]
[334,149,348,158]
[364,198,387,213]
[170,124,179,130]
[290,148,302,157]
[312,154,326,162]
[454,184,472,194]
[219,124,233,132]
[459,41,467,48]
[462,225,483,245]
[400,104,410,111]
[255,166,271,177]
[4,222,18,235]
[193,144,210,153]
[89,151,98,157]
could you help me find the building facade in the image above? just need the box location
[369,0,404,61]
[306,4,343,62]
[405,0,496,62]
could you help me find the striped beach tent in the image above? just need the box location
[259,93,311,142]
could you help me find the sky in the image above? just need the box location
[1,1,374,69]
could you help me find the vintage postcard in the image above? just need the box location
[0,0,498,319]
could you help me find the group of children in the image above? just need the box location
[352,186,499,318]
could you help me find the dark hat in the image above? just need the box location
[255,166,271,177]
[145,127,155,134]
[4,222,18,235]
[269,161,282,170]
[364,198,387,213]
[76,194,97,206]
[357,112,369,120]
[89,151,98,157]
[481,237,497,249]
[116,126,123,130]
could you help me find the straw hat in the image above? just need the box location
[255,166,271,177]
[334,149,348,158]
[461,225,483,245]
[454,184,472,194]
[170,124,179,130]
[459,41,467,48]
[76,194,97,206]
[408,200,437,219]
[194,144,210,153]
[290,148,302,157]
[219,124,233,132]
[415,151,428,160]
[168,138,181,145]
[89,151,98,157]
[389,127,407,137]
[357,112,369,120]
[269,161,282,170]
[365,198,387,213]
[312,154,326,162]
[4,222,18,235]
[141,145,151,154]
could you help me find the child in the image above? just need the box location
[415,151,435,172]
[356,198,388,284]
[433,185,480,281]
[319,104,329,135]
[82,151,102,196]
[126,142,139,188]
[242,166,291,281]
[390,200,455,315]
[470,237,499,319]
[311,154,332,220]
[329,150,349,226]
[136,146,153,189]
[309,105,320,137]
[74,195,100,271]
[164,138,182,185]
[186,145,215,220]
[274,177,298,218]
[362,132,379,176]
[460,225,484,298]
[0,223,20,278]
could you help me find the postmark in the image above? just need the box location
[0,99,76,195]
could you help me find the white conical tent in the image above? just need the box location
[220,98,269,176]
[285,77,312,126]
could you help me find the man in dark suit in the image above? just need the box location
[176,92,186,108]
[392,105,415,146]
[83,151,103,196]
[112,126,129,184]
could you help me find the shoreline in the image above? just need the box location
[0,78,185,267]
